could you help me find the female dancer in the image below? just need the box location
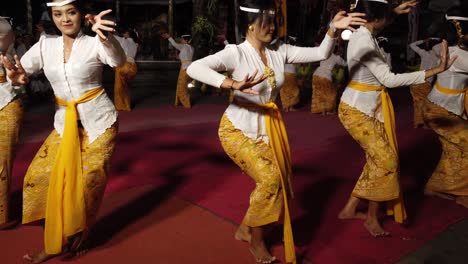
[1,0,125,262]
[187,0,366,262]
[162,33,194,108]
[114,28,139,111]
[0,17,23,229]
[423,5,468,207]
[409,38,440,127]
[337,0,455,237]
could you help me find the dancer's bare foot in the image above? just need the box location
[424,188,455,200]
[234,224,251,243]
[455,196,468,208]
[249,242,276,263]
[338,209,367,220]
[364,218,390,237]
[338,196,366,220]
[23,251,57,263]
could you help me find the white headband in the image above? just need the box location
[47,0,76,7]
[181,35,191,38]
[239,6,275,15]
[355,0,388,7]
[446,14,468,21]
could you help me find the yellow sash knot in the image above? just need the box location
[347,81,407,223]
[45,87,104,254]
[435,82,468,114]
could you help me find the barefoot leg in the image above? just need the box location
[364,201,389,237]
[234,224,252,243]
[249,226,276,263]
[338,196,366,220]
[23,251,58,264]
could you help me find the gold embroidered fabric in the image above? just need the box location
[410,81,432,127]
[280,73,300,110]
[0,99,23,224]
[218,114,283,227]
[114,62,137,112]
[311,75,337,113]
[338,102,400,201]
[175,69,191,108]
[22,124,118,226]
[424,101,468,196]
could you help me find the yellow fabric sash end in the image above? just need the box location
[435,82,468,114]
[45,87,104,254]
[347,81,407,223]
[261,102,296,264]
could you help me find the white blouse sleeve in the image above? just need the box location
[97,34,126,67]
[352,40,425,88]
[451,48,468,73]
[20,39,44,76]
[168,38,186,51]
[187,45,240,88]
[282,35,335,64]
[409,40,428,57]
[335,54,347,66]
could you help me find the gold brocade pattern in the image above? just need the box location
[338,102,400,201]
[280,73,300,110]
[410,81,432,127]
[175,69,191,108]
[114,62,138,112]
[424,101,468,196]
[0,99,23,224]
[311,75,337,113]
[22,124,118,226]
[218,114,283,227]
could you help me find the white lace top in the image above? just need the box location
[313,53,347,80]
[187,35,336,143]
[20,32,126,143]
[341,26,426,122]
[410,40,439,83]
[168,37,194,69]
[115,35,138,63]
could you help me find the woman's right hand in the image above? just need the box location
[1,54,28,86]
[223,70,266,95]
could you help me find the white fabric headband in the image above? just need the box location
[355,0,388,6]
[446,15,468,21]
[239,6,275,15]
[181,35,191,38]
[47,0,76,7]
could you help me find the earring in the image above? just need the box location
[249,25,254,31]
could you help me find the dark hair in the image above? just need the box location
[354,0,391,22]
[239,0,276,35]
[444,4,468,46]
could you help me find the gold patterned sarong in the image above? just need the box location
[114,62,137,112]
[0,98,23,224]
[175,68,191,108]
[311,75,337,113]
[22,124,117,251]
[424,100,468,196]
[280,73,300,110]
[410,81,432,127]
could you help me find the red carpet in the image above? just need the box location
[9,91,468,264]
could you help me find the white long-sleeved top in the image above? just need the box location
[341,26,426,122]
[115,35,138,63]
[427,46,468,118]
[20,31,126,143]
[168,37,194,69]
[313,53,347,80]
[0,50,19,110]
[188,35,336,143]
[410,40,439,82]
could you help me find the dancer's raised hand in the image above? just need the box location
[394,0,419,15]
[1,54,28,86]
[85,9,116,41]
[224,69,266,95]
[331,11,367,32]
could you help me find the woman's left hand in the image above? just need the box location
[394,0,419,15]
[332,11,367,32]
[85,9,116,41]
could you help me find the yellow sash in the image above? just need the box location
[0,75,5,83]
[435,82,468,114]
[45,87,104,254]
[347,81,407,223]
[233,99,296,264]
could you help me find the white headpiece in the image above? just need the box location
[445,14,468,21]
[354,0,388,7]
[181,34,191,38]
[239,6,275,15]
[47,0,76,7]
